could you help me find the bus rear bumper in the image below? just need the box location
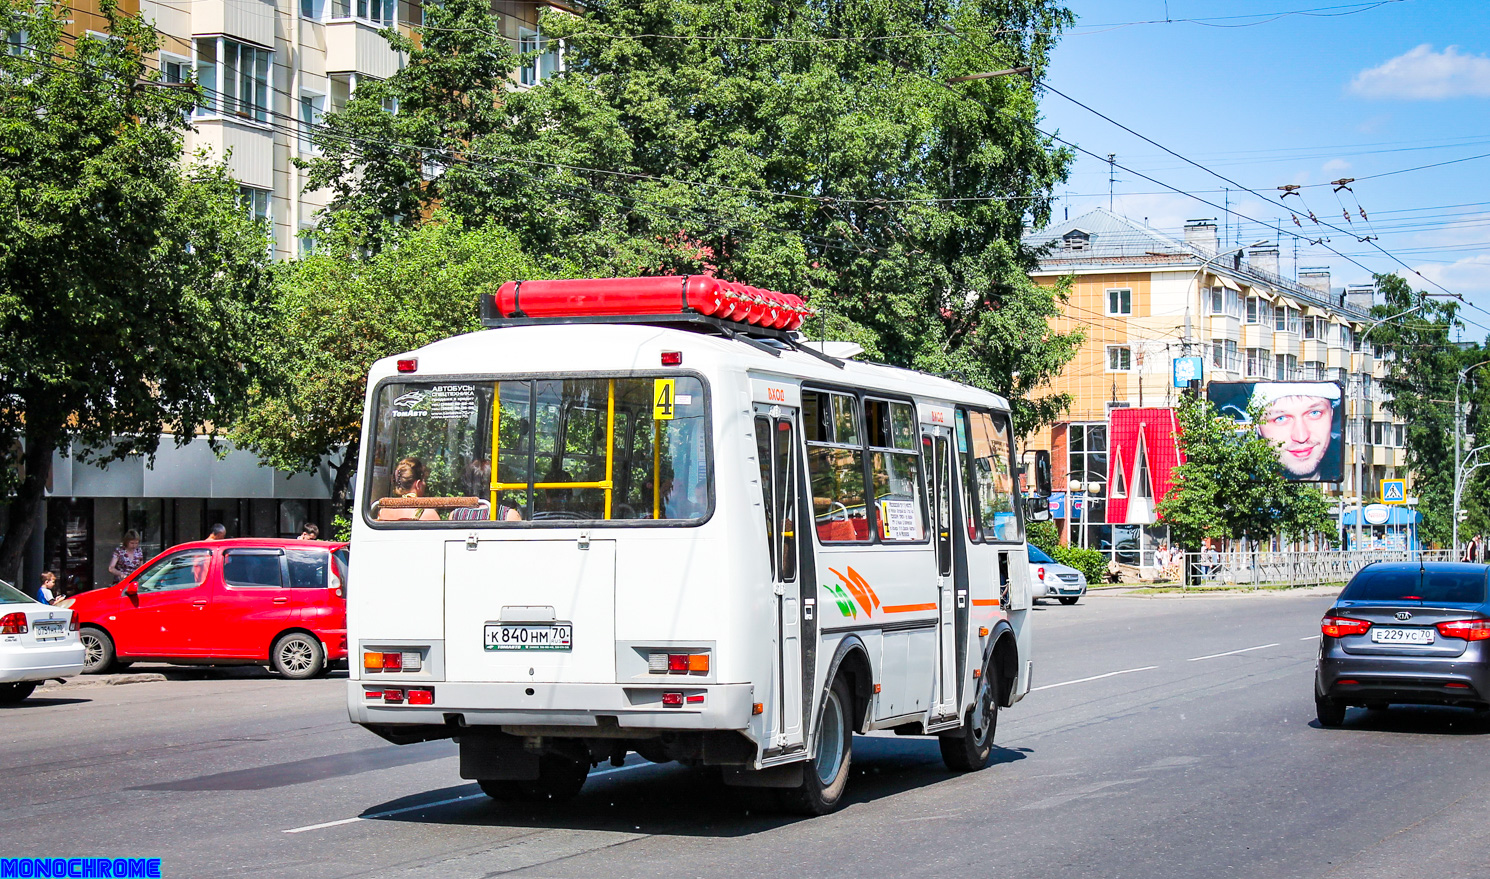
[348,680,756,732]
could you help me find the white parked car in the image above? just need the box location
[0,579,85,703]
[1027,545,1087,606]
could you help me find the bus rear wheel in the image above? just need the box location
[779,677,853,815]
[940,658,998,772]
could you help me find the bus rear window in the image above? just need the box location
[365,377,710,525]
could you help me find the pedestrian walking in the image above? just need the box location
[205,523,227,541]
[108,530,144,584]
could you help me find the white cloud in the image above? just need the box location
[1350,44,1490,100]
[1322,158,1352,174]
[1416,254,1490,299]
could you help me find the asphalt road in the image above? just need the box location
[6,589,1490,878]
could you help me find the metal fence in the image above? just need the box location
[1160,549,1459,590]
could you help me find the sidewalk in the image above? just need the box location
[1086,582,1346,600]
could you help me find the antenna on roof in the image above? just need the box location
[1107,154,1117,211]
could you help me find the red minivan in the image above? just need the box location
[66,538,348,679]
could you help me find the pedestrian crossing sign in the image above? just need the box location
[1381,479,1406,505]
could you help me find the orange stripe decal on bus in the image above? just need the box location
[970,599,999,607]
[881,603,937,614]
[844,566,881,612]
[828,568,874,619]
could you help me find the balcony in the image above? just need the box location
[324,18,404,78]
[187,118,273,189]
[193,0,275,47]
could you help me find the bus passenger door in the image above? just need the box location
[755,407,804,752]
[924,429,959,720]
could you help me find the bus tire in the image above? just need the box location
[779,676,853,815]
[940,658,998,772]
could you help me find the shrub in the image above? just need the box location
[1026,520,1060,556]
[1053,545,1106,585]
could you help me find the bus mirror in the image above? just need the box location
[1034,450,1052,498]
[1026,496,1052,522]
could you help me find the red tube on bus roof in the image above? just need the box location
[490,276,812,330]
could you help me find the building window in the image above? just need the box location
[298,229,317,258]
[299,92,325,154]
[1395,424,1405,448]
[1274,354,1298,381]
[519,27,562,87]
[332,0,395,24]
[1209,287,1224,315]
[301,0,324,18]
[1106,345,1132,372]
[1245,296,1258,324]
[1211,340,1223,369]
[6,29,27,55]
[1107,288,1132,316]
[194,38,271,123]
[1245,348,1272,378]
[1063,230,1090,251]
[239,186,271,226]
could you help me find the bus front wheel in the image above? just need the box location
[779,677,853,815]
[939,658,998,772]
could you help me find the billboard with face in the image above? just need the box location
[1206,381,1345,482]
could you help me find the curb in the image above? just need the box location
[40,673,167,689]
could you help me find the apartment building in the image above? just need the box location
[1023,209,1410,563]
[8,0,565,593]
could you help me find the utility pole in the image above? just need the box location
[1454,360,1490,554]
[1353,305,1428,549]
[1107,154,1116,211]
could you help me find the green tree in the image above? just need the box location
[1157,396,1336,552]
[307,0,1083,435]
[231,216,550,514]
[0,0,271,581]
[1367,273,1464,547]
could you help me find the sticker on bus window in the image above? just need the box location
[880,499,920,541]
[653,379,676,420]
[427,384,477,419]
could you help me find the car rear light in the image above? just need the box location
[383,688,404,704]
[68,611,79,631]
[1436,619,1490,641]
[661,692,683,707]
[1337,679,1359,685]
[1445,682,1471,689]
[0,612,26,635]
[1321,616,1372,638]
[1036,566,1046,581]
[330,572,344,599]
[407,687,434,705]
[397,358,418,373]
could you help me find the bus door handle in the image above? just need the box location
[957,590,967,608]
[803,599,815,620]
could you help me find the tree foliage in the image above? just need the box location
[0,0,271,579]
[1157,396,1336,551]
[231,217,551,512]
[305,0,1083,435]
[1367,273,1468,547]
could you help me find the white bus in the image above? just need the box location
[347,277,1044,814]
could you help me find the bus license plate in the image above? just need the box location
[485,623,573,651]
[1370,627,1434,645]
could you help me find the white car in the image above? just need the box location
[0,579,85,703]
[1027,545,1087,606]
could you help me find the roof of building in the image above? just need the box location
[1023,209,1372,320]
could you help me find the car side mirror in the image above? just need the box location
[1026,496,1052,522]
[123,582,137,596]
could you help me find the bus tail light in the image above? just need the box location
[383,689,404,704]
[1436,619,1490,641]
[0,612,26,635]
[649,651,710,674]
[397,358,418,373]
[407,687,435,705]
[1321,617,1371,638]
[661,351,682,366]
[661,692,683,707]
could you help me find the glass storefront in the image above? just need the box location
[1065,422,1168,567]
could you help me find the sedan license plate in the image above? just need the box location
[485,623,572,651]
[33,621,65,640]
[1370,627,1434,645]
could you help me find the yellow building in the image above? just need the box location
[1023,209,1409,563]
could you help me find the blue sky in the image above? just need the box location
[1039,0,1490,334]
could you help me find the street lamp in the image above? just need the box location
[1453,358,1490,554]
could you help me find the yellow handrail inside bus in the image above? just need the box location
[488,381,620,518]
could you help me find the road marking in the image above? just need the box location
[1030,666,1157,691]
[1187,643,1279,662]
[1300,634,1321,641]
[282,761,651,834]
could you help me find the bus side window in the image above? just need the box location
[754,416,777,576]
[772,417,797,581]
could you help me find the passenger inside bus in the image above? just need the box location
[449,460,523,521]
[377,457,442,522]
